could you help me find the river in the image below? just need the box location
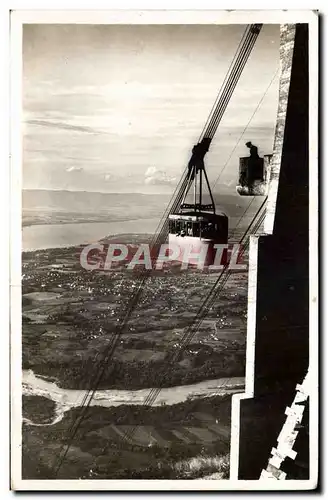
[23,370,245,426]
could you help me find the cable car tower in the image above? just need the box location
[168,24,263,266]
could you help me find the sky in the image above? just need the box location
[23,24,280,194]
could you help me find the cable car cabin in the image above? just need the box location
[167,132,230,268]
[168,211,228,268]
[236,154,273,196]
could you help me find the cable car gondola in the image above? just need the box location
[168,138,228,267]
[166,24,263,268]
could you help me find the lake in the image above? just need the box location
[22,218,161,251]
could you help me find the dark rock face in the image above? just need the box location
[238,23,310,480]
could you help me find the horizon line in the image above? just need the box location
[22,187,232,195]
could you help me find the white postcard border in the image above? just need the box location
[10,8,318,491]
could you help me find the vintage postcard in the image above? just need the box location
[10,9,318,491]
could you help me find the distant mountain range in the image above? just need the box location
[22,189,262,221]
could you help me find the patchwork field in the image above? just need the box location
[22,234,248,479]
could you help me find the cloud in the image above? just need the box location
[144,166,177,186]
[66,166,83,173]
[26,119,104,135]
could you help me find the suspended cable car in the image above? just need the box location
[168,24,263,267]
[169,138,228,267]
[236,142,273,196]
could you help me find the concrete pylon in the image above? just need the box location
[232,23,310,480]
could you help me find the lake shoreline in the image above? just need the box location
[22,218,161,251]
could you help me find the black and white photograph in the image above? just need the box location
[9,9,318,491]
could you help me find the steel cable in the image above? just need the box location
[53,24,264,476]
